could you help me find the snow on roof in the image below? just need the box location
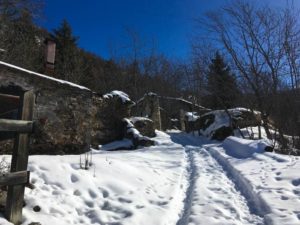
[103,90,133,104]
[0,61,90,91]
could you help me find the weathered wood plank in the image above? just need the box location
[0,171,29,186]
[6,90,35,225]
[0,93,20,100]
[0,119,33,133]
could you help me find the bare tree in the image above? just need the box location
[198,0,293,139]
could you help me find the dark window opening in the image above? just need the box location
[0,85,23,141]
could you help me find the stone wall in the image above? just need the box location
[132,93,162,130]
[90,93,134,147]
[0,63,92,154]
[133,93,210,131]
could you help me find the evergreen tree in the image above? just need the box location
[207,52,239,109]
[0,0,44,71]
[51,19,82,82]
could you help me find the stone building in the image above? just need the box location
[133,92,210,131]
[0,61,133,154]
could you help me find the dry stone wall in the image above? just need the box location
[0,63,152,154]
[0,64,92,154]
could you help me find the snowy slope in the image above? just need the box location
[0,131,187,225]
[209,141,300,225]
[0,131,299,225]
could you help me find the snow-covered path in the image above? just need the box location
[170,132,263,225]
[0,131,299,225]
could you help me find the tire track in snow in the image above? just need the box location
[207,146,271,223]
[176,146,197,225]
[191,147,264,225]
[171,133,264,225]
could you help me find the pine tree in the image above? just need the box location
[51,19,82,82]
[207,52,239,109]
[0,0,44,71]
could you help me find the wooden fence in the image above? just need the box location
[0,90,34,225]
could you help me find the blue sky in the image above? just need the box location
[39,0,298,60]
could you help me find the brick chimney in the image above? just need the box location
[44,38,56,76]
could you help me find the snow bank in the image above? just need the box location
[223,136,272,159]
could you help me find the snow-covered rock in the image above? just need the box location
[103,90,134,105]
[185,112,199,122]
[123,118,155,148]
[190,108,261,140]
[129,117,156,138]
[223,136,273,158]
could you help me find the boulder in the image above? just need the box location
[129,117,156,137]
[123,118,155,149]
[188,108,262,141]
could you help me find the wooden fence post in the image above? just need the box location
[5,90,35,225]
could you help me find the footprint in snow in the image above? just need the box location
[292,179,300,186]
[101,201,133,219]
[118,197,132,203]
[73,189,82,196]
[280,196,289,200]
[39,166,48,171]
[98,187,109,198]
[88,189,98,198]
[71,174,79,183]
[149,200,169,206]
[293,189,300,195]
[85,200,94,208]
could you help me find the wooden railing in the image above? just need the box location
[0,90,34,225]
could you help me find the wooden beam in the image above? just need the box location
[0,171,29,186]
[6,90,35,225]
[0,93,20,101]
[0,119,33,133]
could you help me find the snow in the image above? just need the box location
[200,108,260,138]
[223,136,271,158]
[0,131,187,225]
[123,118,152,142]
[103,90,133,104]
[208,144,300,225]
[185,112,199,122]
[99,139,133,151]
[129,117,152,124]
[0,131,299,225]
[0,61,90,91]
[200,109,230,137]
